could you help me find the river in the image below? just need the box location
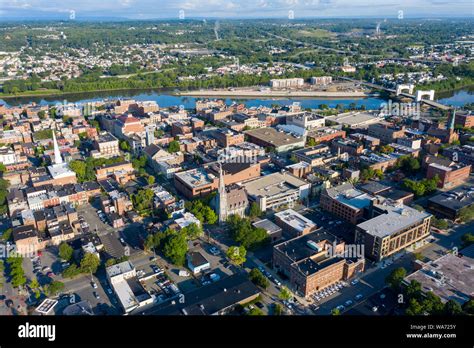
[0,87,473,109]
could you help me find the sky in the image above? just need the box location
[0,0,472,20]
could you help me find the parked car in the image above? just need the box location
[355,294,364,301]
[107,288,113,295]
[350,279,359,286]
[372,306,378,312]
[344,300,353,307]
[93,292,100,300]
[209,247,220,256]
[91,282,98,289]
[255,302,264,309]
[336,305,345,312]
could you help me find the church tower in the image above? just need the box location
[217,162,227,225]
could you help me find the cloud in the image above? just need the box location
[0,0,471,18]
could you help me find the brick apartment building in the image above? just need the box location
[273,230,365,297]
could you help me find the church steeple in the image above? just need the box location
[448,109,456,131]
[217,162,227,225]
[52,130,63,165]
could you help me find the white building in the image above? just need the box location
[106,261,153,314]
[270,78,304,89]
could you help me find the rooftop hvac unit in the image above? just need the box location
[307,240,322,252]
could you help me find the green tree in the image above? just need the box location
[1,228,12,241]
[226,246,247,266]
[119,140,131,152]
[406,298,424,316]
[249,268,269,289]
[146,175,155,186]
[168,140,181,153]
[278,286,292,301]
[247,307,264,316]
[58,242,73,261]
[273,303,284,315]
[459,206,474,223]
[80,253,100,274]
[249,202,262,219]
[444,300,463,315]
[462,299,474,315]
[331,308,341,316]
[45,281,64,296]
[385,267,407,291]
[182,223,203,240]
[461,233,474,247]
[163,232,188,266]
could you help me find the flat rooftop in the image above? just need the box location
[357,202,431,238]
[428,187,474,211]
[252,219,282,235]
[325,183,373,210]
[175,167,216,188]
[245,127,304,147]
[275,229,338,263]
[325,111,381,127]
[97,132,117,143]
[275,209,316,232]
[106,260,134,278]
[243,171,307,198]
[405,244,474,304]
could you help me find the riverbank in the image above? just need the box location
[176,89,368,98]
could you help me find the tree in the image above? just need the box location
[397,156,421,174]
[119,140,131,152]
[331,308,341,316]
[163,232,188,266]
[227,215,269,250]
[461,233,474,247]
[379,145,394,154]
[1,228,12,241]
[132,188,154,214]
[80,253,100,275]
[444,300,463,315]
[462,299,474,315]
[58,242,73,261]
[226,246,247,266]
[406,298,424,316]
[202,206,217,225]
[307,138,317,147]
[273,303,284,315]
[278,286,292,301]
[431,217,449,230]
[69,160,88,183]
[146,175,155,186]
[459,206,474,223]
[182,223,203,240]
[247,307,264,316]
[29,278,41,299]
[62,264,82,278]
[168,140,180,153]
[249,202,262,219]
[7,256,26,288]
[249,268,269,289]
[385,267,407,291]
[405,280,422,300]
[45,281,64,296]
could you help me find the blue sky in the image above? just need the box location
[0,0,472,19]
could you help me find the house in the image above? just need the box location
[187,251,210,274]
